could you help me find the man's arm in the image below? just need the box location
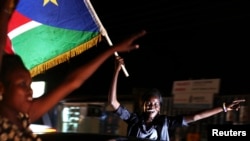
[184,99,245,123]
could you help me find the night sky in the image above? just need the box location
[33,0,250,98]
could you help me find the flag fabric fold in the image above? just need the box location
[6,0,102,77]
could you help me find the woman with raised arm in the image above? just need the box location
[0,0,147,138]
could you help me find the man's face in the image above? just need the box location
[143,96,161,118]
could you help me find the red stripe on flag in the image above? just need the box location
[8,11,31,32]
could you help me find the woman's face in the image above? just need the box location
[2,67,33,113]
[143,96,161,118]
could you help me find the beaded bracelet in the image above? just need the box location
[222,102,227,112]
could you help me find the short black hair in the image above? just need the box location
[141,88,163,106]
[0,54,27,82]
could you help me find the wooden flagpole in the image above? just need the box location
[84,0,129,77]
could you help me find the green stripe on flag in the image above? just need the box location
[12,25,101,77]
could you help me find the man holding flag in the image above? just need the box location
[0,0,147,140]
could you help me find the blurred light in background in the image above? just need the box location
[30,124,56,134]
[31,81,46,98]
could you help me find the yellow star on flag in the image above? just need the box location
[43,0,58,6]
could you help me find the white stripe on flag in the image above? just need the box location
[8,21,42,39]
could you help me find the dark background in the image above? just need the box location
[33,0,250,98]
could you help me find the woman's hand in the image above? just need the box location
[113,30,146,53]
